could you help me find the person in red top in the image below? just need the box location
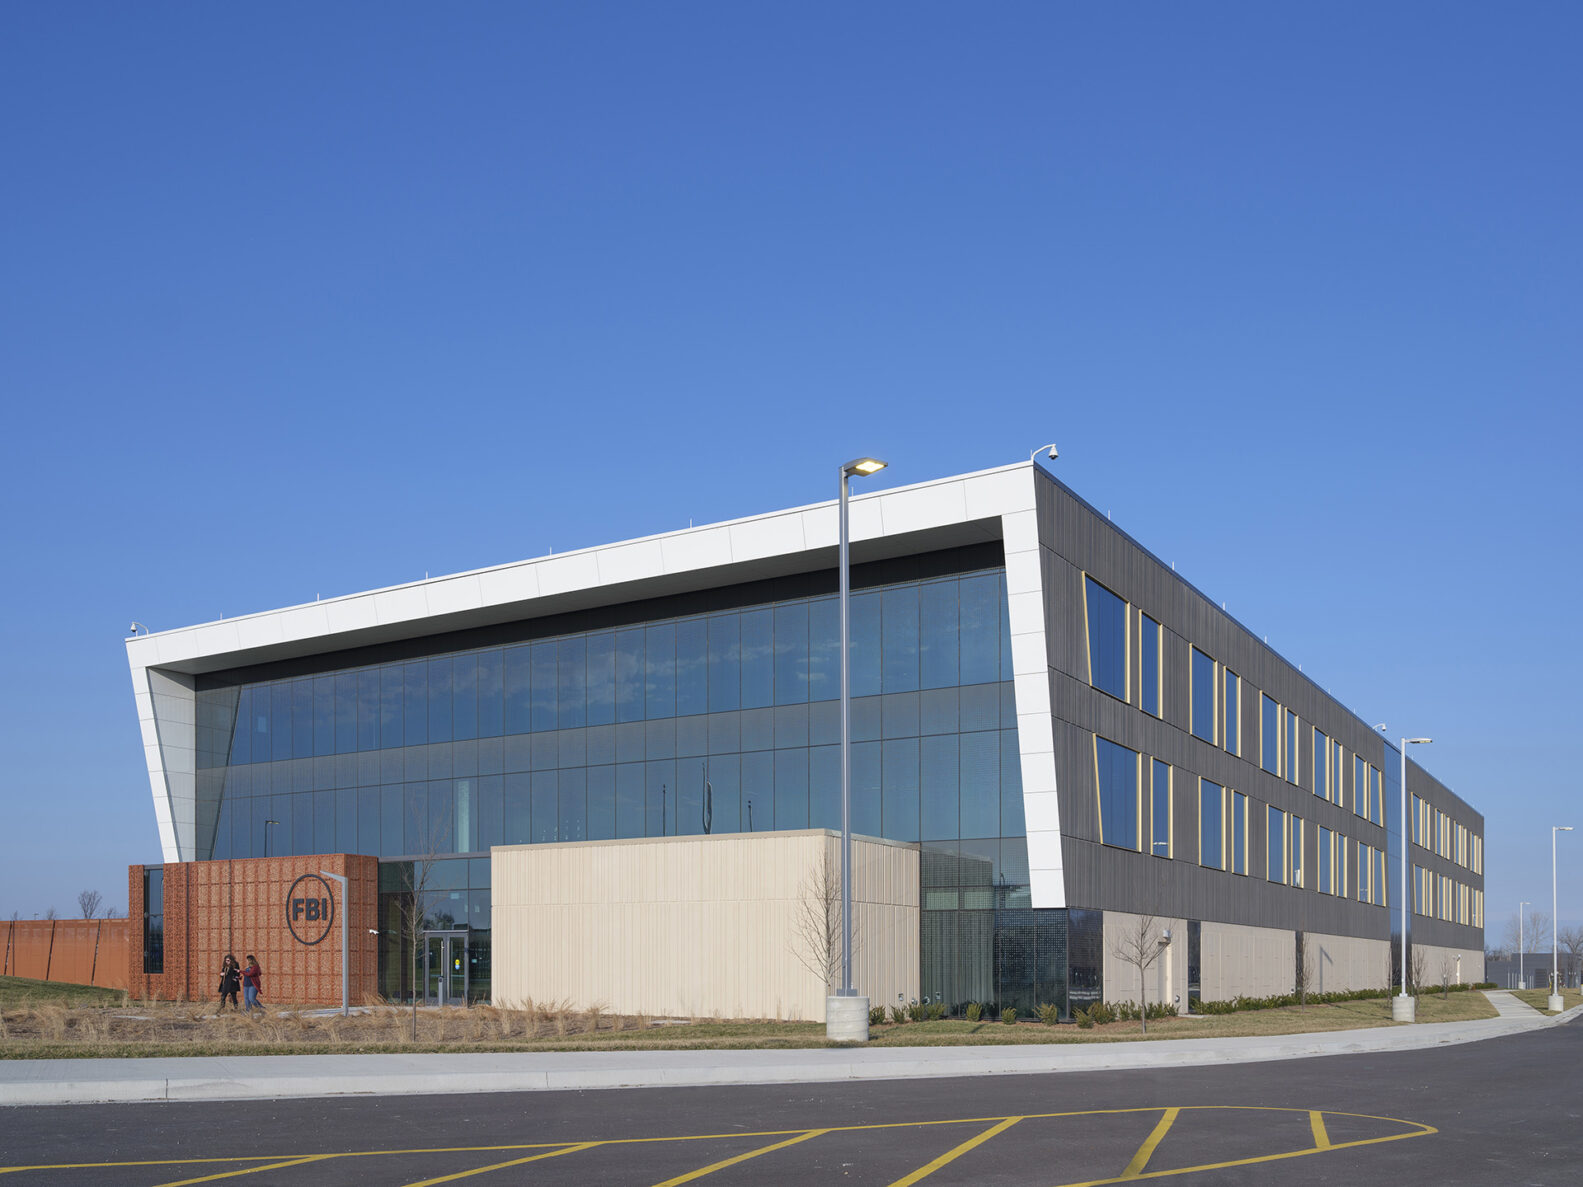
[240,955,263,1014]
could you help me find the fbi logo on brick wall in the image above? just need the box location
[286,874,335,945]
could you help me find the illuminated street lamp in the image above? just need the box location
[827,456,886,1044]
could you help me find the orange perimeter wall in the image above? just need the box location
[2,919,130,990]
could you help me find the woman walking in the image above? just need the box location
[217,954,241,1012]
[240,954,263,1014]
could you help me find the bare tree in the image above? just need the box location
[43,907,57,920]
[791,846,855,993]
[77,890,103,920]
[1557,924,1583,959]
[1109,914,1168,1033]
[1409,945,1427,993]
[1503,908,1551,956]
[393,808,453,1040]
[1295,934,1315,1009]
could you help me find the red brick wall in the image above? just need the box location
[127,855,379,1006]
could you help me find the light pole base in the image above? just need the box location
[826,995,870,1042]
[1391,995,1416,1023]
[1548,993,1565,1012]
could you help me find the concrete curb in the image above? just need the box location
[1,1007,1575,1107]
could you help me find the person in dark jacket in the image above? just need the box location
[217,954,241,1011]
[240,955,263,1013]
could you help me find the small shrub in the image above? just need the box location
[1000,1007,1017,1025]
[869,1005,887,1027]
[964,1002,982,1022]
[1074,1008,1094,1029]
[1036,1002,1061,1026]
[888,1004,907,1025]
[926,1001,946,1021]
[907,999,927,1022]
[1085,1001,1115,1025]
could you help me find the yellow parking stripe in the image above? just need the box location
[651,1128,830,1186]
[887,1116,1024,1187]
[1051,1124,1437,1187]
[1120,1108,1179,1178]
[1309,1110,1330,1149]
[151,1155,336,1186]
[401,1141,602,1186]
[0,1104,1437,1181]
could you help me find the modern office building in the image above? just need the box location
[125,461,1485,1016]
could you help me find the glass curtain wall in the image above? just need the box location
[196,564,1032,1006]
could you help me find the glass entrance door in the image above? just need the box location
[419,929,469,1005]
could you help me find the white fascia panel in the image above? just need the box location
[476,564,541,608]
[661,526,733,575]
[536,551,601,597]
[277,603,332,644]
[727,512,805,563]
[324,594,380,635]
[424,574,483,618]
[233,612,287,652]
[1029,864,1064,907]
[877,481,968,537]
[996,464,1065,909]
[372,584,430,626]
[596,539,666,587]
[1003,548,1043,598]
[963,467,1034,521]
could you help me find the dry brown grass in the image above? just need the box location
[0,984,1504,1060]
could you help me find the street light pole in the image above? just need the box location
[827,456,886,1044]
[319,869,349,1017]
[1552,828,1573,1011]
[1395,738,1431,1022]
[1520,901,1529,991]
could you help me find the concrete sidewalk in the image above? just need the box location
[2,1001,1577,1107]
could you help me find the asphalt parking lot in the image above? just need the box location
[1,1019,1577,1185]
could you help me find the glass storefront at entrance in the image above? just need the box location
[422,929,468,1005]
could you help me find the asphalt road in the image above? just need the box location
[2,1020,1578,1186]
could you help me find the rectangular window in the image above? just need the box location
[1353,755,1367,817]
[1224,671,1240,755]
[1285,710,1299,784]
[1333,740,1345,807]
[1358,841,1370,901]
[1085,577,1128,701]
[1376,846,1387,907]
[1199,779,1224,869]
[142,867,164,974]
[1191,649,1217,743]
[1230,791,1247,875]
[1313,729,1329,800]
[1261,694,1280,775]
[1095,736,1140,852]
[1150,758,1172,858]
[1290,815,1305,887]
[1369,765,1382,825]
[1267,805,1286,882]
[1139,614,1161,717]
[1318,827,1333,894]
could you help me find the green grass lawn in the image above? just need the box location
[0,976,127,1009]
[1509,987,1583,1015]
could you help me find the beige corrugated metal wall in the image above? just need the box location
[492,831,919,1021]
[1304,931,1391,994]
[1201,921,1298,1000]
[1102,911,1188,1013]
[1414,943,1484,986]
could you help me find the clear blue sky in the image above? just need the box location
[2,4,1578,939]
